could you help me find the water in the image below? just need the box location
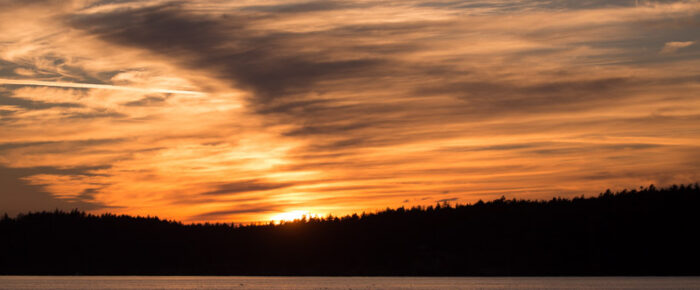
[1,276,699,289]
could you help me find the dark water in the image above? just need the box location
[1,276,699,289]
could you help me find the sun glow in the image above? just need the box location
[270,210,321,224]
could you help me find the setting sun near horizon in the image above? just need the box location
[269,210,323,224]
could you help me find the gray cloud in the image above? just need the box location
[438,143,547,152]
[64,110,128,120]
[418,0,687,11]
[0,60,22,78]
[0,138,125,154]
[436,197,458,203]
[527,143,663,156]
[439,142,663,154]
[202,180,295,195]
[123,95,168,107]
[0,90,83,111]
[416,77,635,114]
[0,165,110,216]
[68,4,386,102]
[241,0,365,13]
[0,164,111,177]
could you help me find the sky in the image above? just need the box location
[1,0,699,223]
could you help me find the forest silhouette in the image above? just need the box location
[1,184,699,275]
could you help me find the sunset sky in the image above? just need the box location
[1,0,699,223]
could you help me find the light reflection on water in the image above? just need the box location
[1,276,699,289]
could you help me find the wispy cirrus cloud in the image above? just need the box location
[0,79,204,95]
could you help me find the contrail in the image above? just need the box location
[0,79,204,95]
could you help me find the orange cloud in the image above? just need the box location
[660,41,695,54]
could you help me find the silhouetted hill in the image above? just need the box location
[2,184,699,275]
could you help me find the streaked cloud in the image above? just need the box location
[660,41,695,54]
[0,79,204,95]
[202,180,295,196]
[1,0,699,223]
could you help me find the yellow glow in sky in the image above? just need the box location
[270,211,322,224]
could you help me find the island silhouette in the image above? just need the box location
[1,184,699,276]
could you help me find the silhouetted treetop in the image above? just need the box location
[1,184,699,276]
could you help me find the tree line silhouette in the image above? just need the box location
[1,184,699,275]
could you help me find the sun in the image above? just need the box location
[270,210,320,224]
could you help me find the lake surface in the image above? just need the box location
[1,276,699,289]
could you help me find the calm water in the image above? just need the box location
[1,276,699,289]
